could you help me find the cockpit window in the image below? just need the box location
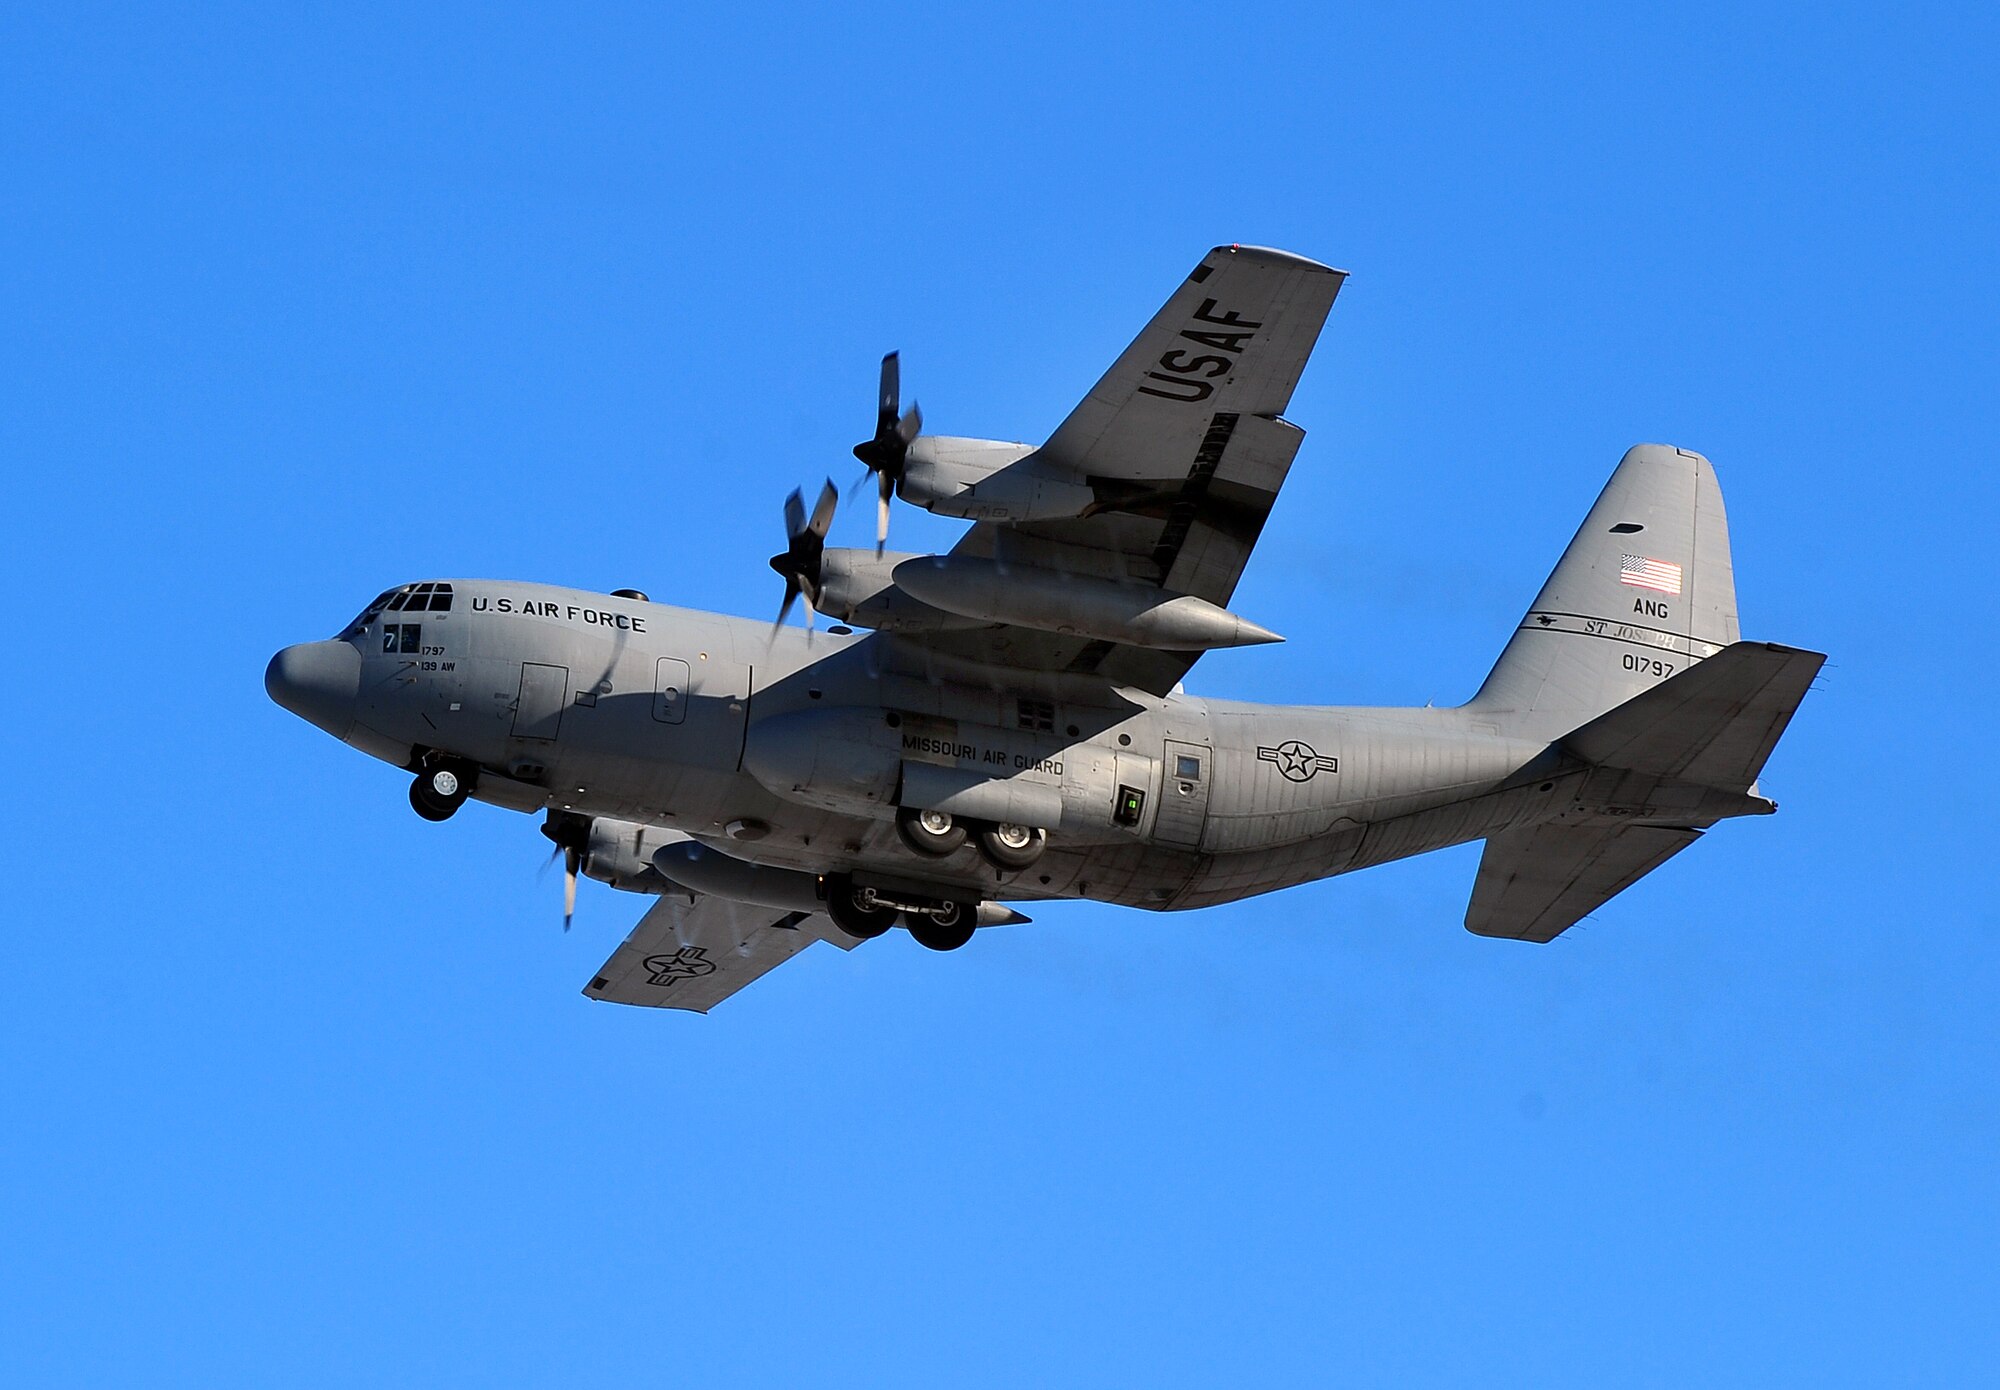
[386,582,454,613]
[337,582,453,640]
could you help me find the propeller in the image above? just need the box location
[540,811,591,931]
[851,351,921,555]
[769,478,839,636]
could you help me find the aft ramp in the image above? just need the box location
[1461,440,1824,942]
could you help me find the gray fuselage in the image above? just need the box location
[276,579,1572,912]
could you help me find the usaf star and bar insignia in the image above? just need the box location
[1257,739,1339,783]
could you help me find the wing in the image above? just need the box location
[1465,823,1704,943]
[583,892,862,1013]
[910,245,1344,695]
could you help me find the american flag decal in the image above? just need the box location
[1619,554,1683,595]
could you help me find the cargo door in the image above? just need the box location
[1153,738,1211,849]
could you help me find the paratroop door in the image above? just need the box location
[653,657,691,724]
[1153,738,1211,849]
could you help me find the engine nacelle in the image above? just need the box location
[891,555,1282,651]
[653,840,823,911]
[583,817,692,893]
[814,549,986,634]
[899,437,1095,523]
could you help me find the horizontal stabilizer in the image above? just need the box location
[1561,640,1826,789]
[1466,823,1703,943]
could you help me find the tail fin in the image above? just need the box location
[1471,445,1740,739]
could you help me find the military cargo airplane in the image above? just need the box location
[267,245,1822,1012]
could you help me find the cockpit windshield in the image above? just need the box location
[338,582,454,639]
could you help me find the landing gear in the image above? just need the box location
[906,900,976,952]
[897,805,967,857]
[976,822,1047,870]
[897,806,1051,871]
[823,875,899,940]
[409,763,473,821]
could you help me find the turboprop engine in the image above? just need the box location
[812,548,986,634]
[578,816,689,893]
[897,436,1096,523]
[891,554,1281,651]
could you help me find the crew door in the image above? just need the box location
[512,662,570,740]
[1153,738,1212,849]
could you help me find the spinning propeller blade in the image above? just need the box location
[769,478,839,637]
[562,847,579,931]
[539,812,591,932]
[852,352,920,555]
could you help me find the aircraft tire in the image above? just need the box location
[907,903,976,952]
[824,876,897,940]
[896,805,967,856]
[976,822,1047,870]
[409,772,463,822]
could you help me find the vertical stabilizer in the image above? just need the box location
[1471,445,1739,738]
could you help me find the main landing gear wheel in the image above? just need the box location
[906,901,977,952]
[977,822,1047,870]
[897,805,967,857]
[409,765,470,822]
[824,876,898,940]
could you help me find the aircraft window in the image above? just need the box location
[383,582,443,613]
[1016,698,1055,732]
[1175,755,1202,781]
[339,590,400,639]
[384,623,423,654]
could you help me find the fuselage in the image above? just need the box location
[269,579,1574,912]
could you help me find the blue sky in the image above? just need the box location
[3,1,1995,1383]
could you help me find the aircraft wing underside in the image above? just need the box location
[905,246,1344,696]
[584,892,863,1013]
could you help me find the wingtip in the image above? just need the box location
[1207,244,1346,277]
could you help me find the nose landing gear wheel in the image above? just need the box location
[977,822,1047,869]
[897,805,967,856]
[824,876,898,940]
[906,901,976,952]
[409,765,471,822]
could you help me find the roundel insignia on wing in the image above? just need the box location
[642,946,717,988]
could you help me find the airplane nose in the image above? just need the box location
[266,641,362,739]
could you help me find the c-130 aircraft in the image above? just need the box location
[268,246,1823,1012]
